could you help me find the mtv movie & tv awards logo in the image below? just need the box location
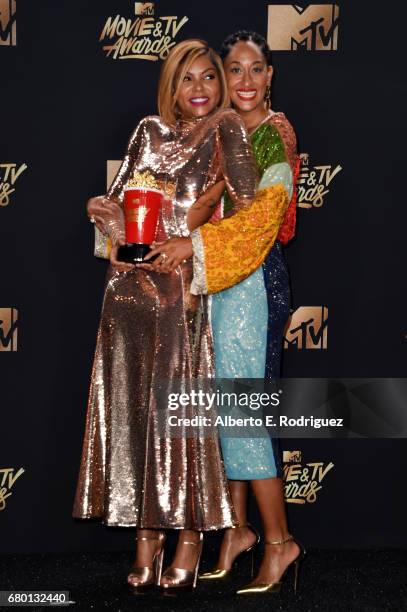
[283,450,334,503]
[0,308,18,352]
[0,162,27,207]
[99,2,189,61]
[268,4,339,51]
[0,0,16,46]
[0,467,25,511]
[284,306,328,350]
[297,154,342,208]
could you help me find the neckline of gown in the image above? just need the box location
[175,107,228,136]
[249,109,275,136]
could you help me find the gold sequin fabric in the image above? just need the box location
[269,112,297,172]
[73,107,256,528]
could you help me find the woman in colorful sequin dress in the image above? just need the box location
[197,30,305,596]
[149,32,304,595]
[72,39,259,592]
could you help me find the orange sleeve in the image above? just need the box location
[194,184,289,294]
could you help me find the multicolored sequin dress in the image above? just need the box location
[72,107,258,528]
[191,111,298,480]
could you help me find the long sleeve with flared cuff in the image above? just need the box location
[190,112,298,294]
[190,182,289,295]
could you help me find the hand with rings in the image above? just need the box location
[86,195,117,236]
[136,237,193,273]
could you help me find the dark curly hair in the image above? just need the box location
[219,30,272,66]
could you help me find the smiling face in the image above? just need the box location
[175,53,222,120]
[224,40,273,115]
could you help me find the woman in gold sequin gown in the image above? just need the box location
[72,40,258,589]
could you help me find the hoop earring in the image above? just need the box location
[264,85,271,110]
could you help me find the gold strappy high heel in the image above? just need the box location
[127,531,166,593]
[237,534,306,595]
[199,522,260,581]
[160,532,203,592]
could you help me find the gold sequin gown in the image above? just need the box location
[72,108,257,529]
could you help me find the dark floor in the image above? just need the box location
[1,544,406,612]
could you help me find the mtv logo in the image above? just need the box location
[283,450,302,463]
[0,308,18,351]
[0,0,16,46]
[135,2,154,15]
[299,152,309,166]
[268,4,339,51]
[284,306,328,349]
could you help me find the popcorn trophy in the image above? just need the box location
[117,171,163,263]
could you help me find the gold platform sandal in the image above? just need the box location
[199,523,260,581]
[160,532,203,592]
[127,532,166,593]
[236,534,306,595]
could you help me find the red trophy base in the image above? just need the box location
[117,243,158,263]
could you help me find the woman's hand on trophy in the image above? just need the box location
[134,250,164,273]
[87,195,111,235]
[109,244,135,273]
[136,237,193,273]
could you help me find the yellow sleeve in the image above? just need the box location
[191,184,288,295]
